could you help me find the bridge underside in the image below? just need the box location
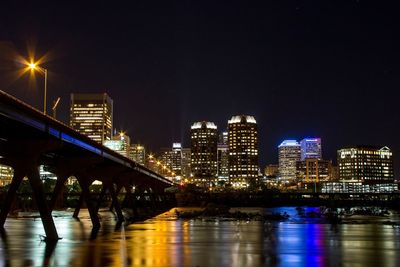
[0,98,174,241]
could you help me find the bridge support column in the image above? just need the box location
[0,169,24,228]
[80,180,100,229]
[109,183,124,222]
[109,184,122,212]
[28,165,59,241]
[95,184,108,213]
[73,193,84,218]
[49,174,69,211]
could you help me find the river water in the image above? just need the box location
[1,207,400,267]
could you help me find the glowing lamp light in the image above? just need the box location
[28,63,37,69]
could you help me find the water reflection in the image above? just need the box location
[1,208,400,267]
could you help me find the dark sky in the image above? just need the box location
[0,1,399,176]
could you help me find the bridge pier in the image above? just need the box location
[73,193,84,218]
[0,163,59,241]
[108,183,124,222]
[95,183,108,213]
[0,169,24,227]
[76,178,100,229]
[28,165,59,241]
[49,173,69,211]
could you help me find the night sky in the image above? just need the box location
[0,1,399,176]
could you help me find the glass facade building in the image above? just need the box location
[300,138,322,160]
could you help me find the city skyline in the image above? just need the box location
[0,1,398,176]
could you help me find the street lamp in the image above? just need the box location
[28,62,48,115]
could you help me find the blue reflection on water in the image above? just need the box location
[1,208,400,267]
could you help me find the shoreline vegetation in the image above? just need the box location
[174,204,289,221]
[173,204,400,226]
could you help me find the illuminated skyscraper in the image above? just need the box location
[130,144,146,165]
[160,143,183,180]
[190,121,218,186]
[103,132,130,158]
[300,138,322,160]
[278,140,301,182]
[337,146,394,183]
[228,115,259,187]
[70,93,113,143]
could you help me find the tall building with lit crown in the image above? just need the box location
[130,144,146,165]
[70,93,113,143]
[103,132,130,158]
[228,115,259,187]
[300,138,322,160]
[278,140,301,182]
[160,143,183,180]
[190,121,218,186]
[337,146,394,183]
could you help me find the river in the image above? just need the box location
[1,207,400,267]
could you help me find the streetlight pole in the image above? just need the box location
[44,68,47,115]
[28,63,48,115]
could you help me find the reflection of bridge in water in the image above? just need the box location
[0,90,175,241]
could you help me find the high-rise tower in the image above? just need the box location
[300,138,322,160]
[70,93,113,143]
[190,121,218,186]
[278,140,301,182]
[228,115,259,188]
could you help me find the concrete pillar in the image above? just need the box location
[49,174,69,211]
[79,180,100,229]
[28,165,59,241]
[0,169,24,227]
[109,183,124,222]
[73,193,84,218]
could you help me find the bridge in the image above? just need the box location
[0,90,174,241]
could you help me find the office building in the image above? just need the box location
[300,138,322,160]
[70,93,113,143]
[278,140,301,182]
[264,164,279,178]
[160,143,183,180]
[103,132,130,158]
[219,131,228,145]
[296,159,332,191]
[190,121,218,186]
[337,146,394,183]
[130,144,146,165]
[228,115,259,187]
